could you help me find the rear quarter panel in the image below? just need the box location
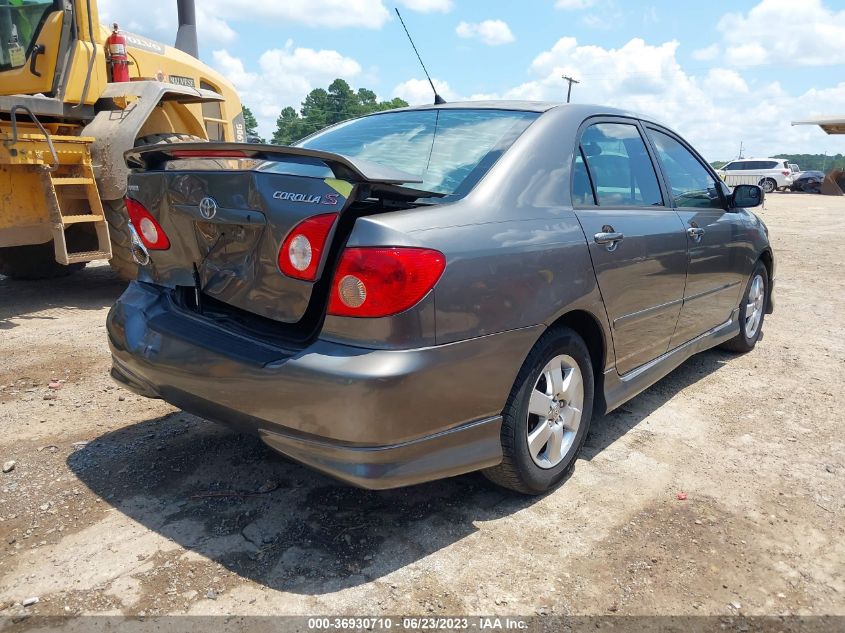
[327,105,612,367]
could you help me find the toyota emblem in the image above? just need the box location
[199,197,218,220]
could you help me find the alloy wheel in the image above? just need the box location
[526,354,584,469]
[744,274,765,339]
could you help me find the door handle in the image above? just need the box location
[594,231,624,249]
[687,227,705,240]
[29,44,45,77]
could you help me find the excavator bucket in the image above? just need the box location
[821,170,845,196]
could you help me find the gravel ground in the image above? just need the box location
[0,193,843,620]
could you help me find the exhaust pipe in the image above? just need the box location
[175,0,198,58]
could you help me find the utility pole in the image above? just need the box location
[738,141,744,159]
[561,75,579,103]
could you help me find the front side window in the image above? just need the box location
[647,129,724,209]
[579,122,663,207]
[0,0,57,69]
[299,108,538,198]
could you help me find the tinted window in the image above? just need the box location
[722,162,736,171]
[0,0,57,70]
[648,129,724,209]
[299,109,538,197]
[762,161,778,169]
[580,122,663,207]
[572,150,596,205]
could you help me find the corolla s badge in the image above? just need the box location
[199,197,218,219]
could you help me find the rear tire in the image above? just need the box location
[0,242,85,280]
[483,327,594,495]
[759,178,777,194]
[720,260,768,353]
[106,133,205,280]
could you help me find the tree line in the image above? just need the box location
[241,79,409,146]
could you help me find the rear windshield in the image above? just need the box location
[297,109,539,198]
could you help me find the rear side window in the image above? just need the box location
[762,161,778,169]
[299,109,538,198]
[578,122,663,207]
[647,129,724,209]
[572,151,596,205]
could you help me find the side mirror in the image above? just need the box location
[730,184,763,209]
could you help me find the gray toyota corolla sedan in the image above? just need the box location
[108,102,774,494]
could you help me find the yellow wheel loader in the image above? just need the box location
[0,0,245,280]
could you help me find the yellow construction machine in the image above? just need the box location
[0,0,245,279]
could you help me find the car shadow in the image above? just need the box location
[67,348,733,595]
[0,263,127,330]
[583,349,733,459]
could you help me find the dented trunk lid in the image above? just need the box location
[124,143,435,325]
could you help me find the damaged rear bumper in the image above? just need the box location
[107,282,540,489]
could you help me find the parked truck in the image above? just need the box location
[0,0,245,279]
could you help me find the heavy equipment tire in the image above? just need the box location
[106,133,206,280]
[483,326,594,495]
[0,242,85,280]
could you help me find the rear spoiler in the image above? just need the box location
[126,142,425,183]
[125,142,443,201]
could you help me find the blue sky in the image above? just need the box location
[99,0,845,160]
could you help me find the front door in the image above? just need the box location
[644,126,748,348]
[573,119,689,375]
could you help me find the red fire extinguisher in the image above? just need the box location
[106,23,129,83]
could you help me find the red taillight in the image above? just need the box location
[278,213,338,281]
[125,197,170,250]
[327,247,445,318]
[783,170,790,176]
[170,149,249,159]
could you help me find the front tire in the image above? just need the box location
[484,327,594,495]
[720,260,768,353]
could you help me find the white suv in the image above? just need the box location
[717,158,794,193]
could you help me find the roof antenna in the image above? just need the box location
[395,8,446,105]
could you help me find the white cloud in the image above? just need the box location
[98,0,235,46]
[692,43,720,61]
[204,0,390,29]
[555,0,598,9]
[99,0,391,37]
[398,0,453,13]
[714,0,845,66]
[465,35,842,159]
[702,68,748,95]
[212,43,363,137]
[455,19,515,46]
[392,78,458,105]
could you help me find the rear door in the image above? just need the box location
[572,118,688,375]
[644,126,748,348]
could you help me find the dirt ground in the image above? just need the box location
[0,193,843,621]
